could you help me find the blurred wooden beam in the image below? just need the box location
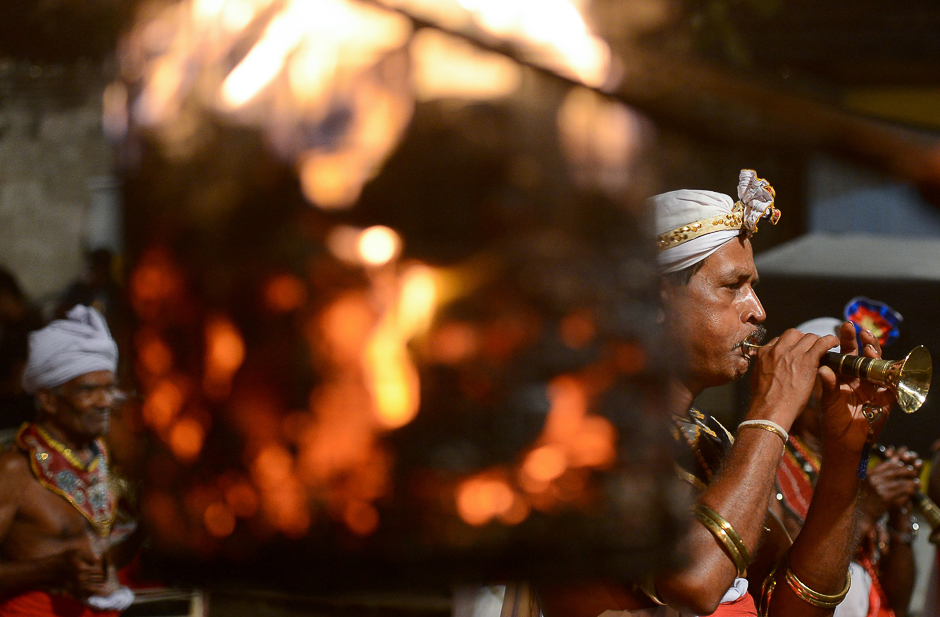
[607,50,940,204]
[368,0,940,205]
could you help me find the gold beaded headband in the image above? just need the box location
[655,170,781,253]
[656,201,746,252]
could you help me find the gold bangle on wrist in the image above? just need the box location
[783,559,852,609]
[693,504,751,577]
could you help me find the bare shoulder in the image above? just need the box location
[0,448,32,497]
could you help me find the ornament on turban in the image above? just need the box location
[796,298,902,353]
[651,169,781,274]
[21,305,118,394]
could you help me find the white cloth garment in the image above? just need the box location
[86,586,136,611]
[795,317,843,351]
[833,561,871,617]
[21,305,118,393]
[718,577,749,604]
[455,585,507,617]
[465,579,750,617]
[652,170,777,274]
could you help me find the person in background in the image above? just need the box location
[0,267,44,433]
[921,441,940,617]
[0,306,136,616]
[774,306,919,617]
[55,249,123,327]
[54,249,129,383]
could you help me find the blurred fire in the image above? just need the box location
[168,417,206,462]
[120,0,656,556]
[262,274,308,313]
[456,474,516,526]
[380,0,610,86]
[129,226,456,540]
[204,501,237,537]
[203,315,245,398]
[113,0,610,209]
[357,225,402,266]
[452,373,618,527]
[129,248,185,323]
[142,377,184,431]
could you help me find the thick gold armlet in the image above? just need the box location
[693,504,750,577]
[637,574,665,606]
[783,559,852,609]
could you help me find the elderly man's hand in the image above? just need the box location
[747,328,839,428]
[58,545,118,599]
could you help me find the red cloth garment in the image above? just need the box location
[703,592,758,617]
[0,591,120,617]
[859,552,894,617]
[774,435,819,524]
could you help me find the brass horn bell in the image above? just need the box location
[821,346,932,414]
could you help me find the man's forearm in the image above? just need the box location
[655,427,786,615]
[880,515,916,617]
[767,455,860,616]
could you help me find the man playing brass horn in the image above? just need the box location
[537,170,895,617]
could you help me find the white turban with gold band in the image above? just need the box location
[651,169,781,274]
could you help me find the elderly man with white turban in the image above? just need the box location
[0,305,135,616]
[535,171,895,617]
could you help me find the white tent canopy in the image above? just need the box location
[755,233,940,280]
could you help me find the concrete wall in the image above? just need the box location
[0,62,116,306]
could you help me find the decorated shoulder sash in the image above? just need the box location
[671,407,734,490]
[15,423,116,537]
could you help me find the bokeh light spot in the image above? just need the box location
[344,500,380,536]
[357,225,401,266]
[522,445,567,483]
[168,417,205,462]
[204,501,237,537]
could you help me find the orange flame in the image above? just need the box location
[130,249,184,321]
[344,500,380,536]
[142,378,184,431]
[251,444,295,491]
[260,484,311,538]
[456,475,516,526]
[263,274,308,313]
[204,501,237,537]
[203,315,245,398]
[381,0,610,86]
[515,375,618,504]
[168,417,206,462]
[364,317,421,429]
[225,481,261,518]
[251,443,311,537]
[521,445,567,483]
[137,329,174,378]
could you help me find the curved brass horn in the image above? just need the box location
[743,344,932,414]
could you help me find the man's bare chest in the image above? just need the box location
[7,476,96,553]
